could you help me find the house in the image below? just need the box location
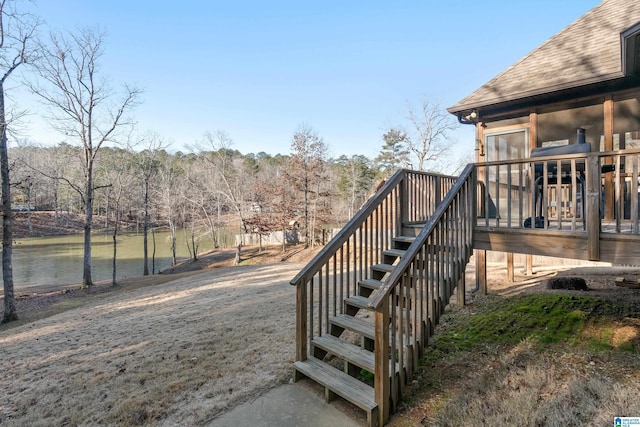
[448,0,640,283]
[292,1,640,425]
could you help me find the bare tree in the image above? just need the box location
[335,154,378,220]
[134,132,168,275]
[0,0,40,323]
[289,125,327,248]
[97,147,130,286]
[405,100,459,172]
[29,28,141,288]
[156,153,183,266]
[194,130,252,242]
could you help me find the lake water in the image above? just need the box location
[5,230,217,291]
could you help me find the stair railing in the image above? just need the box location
[290,169,457,363]
[367,163,476,424]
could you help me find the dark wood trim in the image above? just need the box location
[529,112,538,150]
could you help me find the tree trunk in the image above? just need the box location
[26,182,32,235]
[143,177,149,275]
[152,227,156,274]
[82,158,94,288]
[112,229,117,285]
[0,83,17,322]
[303,171,309,248]
[169,221,177,265]
[112,205,119,286]
[202,206,218,248]
[191,231,197,261]
[104,190,109,228]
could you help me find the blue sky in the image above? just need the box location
[16,0,601,164]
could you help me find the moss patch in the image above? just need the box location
[427,294,640,357]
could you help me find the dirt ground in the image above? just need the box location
[0,260,307,426]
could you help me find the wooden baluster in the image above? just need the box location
[586,155,601,260]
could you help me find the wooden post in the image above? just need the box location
[604,97,614,220]
[295,280,308,362]
[475,249,487,295]
[506,252,514,283]
[400,172,408,227]
[529,112,538,152]
[586,155,601,261]
[374,299,390,426]
[456,274,466,306]
[525,112,536,278]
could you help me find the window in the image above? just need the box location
[485,129,529,162]
[622,21,640,76]
[483,129,530,220]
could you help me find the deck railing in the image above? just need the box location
[475,148,640,236]
[367,164,475,423]
[290,169,457,363]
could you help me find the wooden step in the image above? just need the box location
[330,314,375,340]
[359,279,384,292]
[372,263,394,273]
[294,357,378,426]
[345,295,373,310]
[382,248,406,259]
[330,315,411,350]
[401,224,425,237]
[393,235,416,244]
[313,335,375,373]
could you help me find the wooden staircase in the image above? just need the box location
[293,229,422,426]
[291,167,475,426]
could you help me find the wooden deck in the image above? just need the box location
[474,225,640,264]
[475,149,640,264]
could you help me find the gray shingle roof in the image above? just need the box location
[449,0,640,114]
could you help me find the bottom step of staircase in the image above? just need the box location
[294,356,379,427]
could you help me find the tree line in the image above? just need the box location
[9,128,381,251]
[0,0,462,323]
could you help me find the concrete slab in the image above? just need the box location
[206,382,364,427]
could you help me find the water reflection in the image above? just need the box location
[5,230,217,290]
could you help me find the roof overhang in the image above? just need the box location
[448,75,640,124]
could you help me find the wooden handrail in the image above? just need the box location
[290,168,406,287]
[368,163,475,309]
[477,147,640,169]
[290,168,457,287]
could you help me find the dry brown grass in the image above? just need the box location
[393,338,640,426]
[0,262,303,426]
